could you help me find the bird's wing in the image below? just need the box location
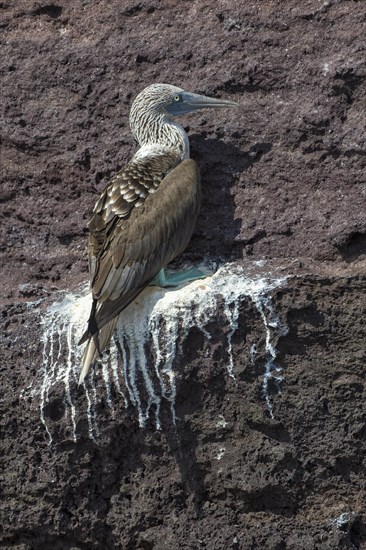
[84,157,201,338]
[87,150,180,288]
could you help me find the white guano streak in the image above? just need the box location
[38,265,287,443]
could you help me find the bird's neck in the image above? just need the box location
[130,113,190,161]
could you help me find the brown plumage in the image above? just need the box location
[78,83,238,384]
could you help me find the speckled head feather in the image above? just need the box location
[130,83,184,120]
[129,84,185,152]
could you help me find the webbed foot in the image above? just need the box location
[150,267,209,288]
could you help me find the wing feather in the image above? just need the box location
[87,150,180,283]
[92,159,201,329]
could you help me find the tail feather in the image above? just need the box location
[78,316,118,385]
[78,297,98,346]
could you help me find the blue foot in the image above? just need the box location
[150,267,209,288]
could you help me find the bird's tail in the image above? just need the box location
[78,316,118,385]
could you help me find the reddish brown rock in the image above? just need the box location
[1,1,365,548]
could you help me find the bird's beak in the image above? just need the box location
[166,91,239,116]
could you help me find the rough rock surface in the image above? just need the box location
[1,1,365,548]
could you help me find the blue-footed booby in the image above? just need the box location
[78,83,238,384]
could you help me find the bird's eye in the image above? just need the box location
[173,94,180,102]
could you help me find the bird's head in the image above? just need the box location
[129,83,239,150]
[130,83,239,119]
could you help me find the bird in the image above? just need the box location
[78,83,239,384]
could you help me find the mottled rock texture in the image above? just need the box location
[1,0,365,548]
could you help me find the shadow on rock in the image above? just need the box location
[177,135,273,264]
